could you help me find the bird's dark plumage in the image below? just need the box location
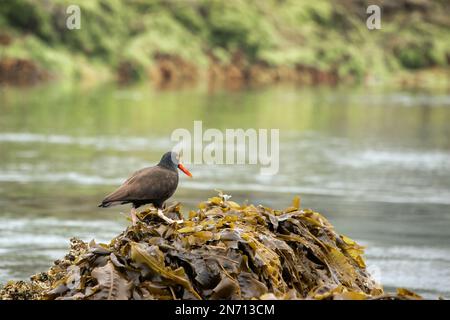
[99,151,182,210]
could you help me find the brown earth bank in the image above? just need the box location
[1,38,447,89]
[3,52,446,89]
[0,58,49,86]
[118,52,339,89]
[208,51,339,90]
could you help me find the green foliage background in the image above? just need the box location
[0,0,449,84]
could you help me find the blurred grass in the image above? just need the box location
[0,0,449,86]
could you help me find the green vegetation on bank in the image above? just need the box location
[0,0,449,86]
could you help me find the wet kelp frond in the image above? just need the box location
[0,193,421,300]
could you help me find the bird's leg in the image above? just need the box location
[157,208,183,224]
[130,207,138,225]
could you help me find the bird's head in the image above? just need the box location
[159,151,192,178]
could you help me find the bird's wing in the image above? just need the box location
[122,167,147,185]
[128,167,179,201]
[100,167,150,204]
[101,167,178,204]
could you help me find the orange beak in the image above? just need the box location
[178,163,192,178]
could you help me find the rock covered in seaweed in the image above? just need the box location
[0,193,421,300]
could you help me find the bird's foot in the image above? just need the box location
[131,207,138,225]
[157,209,183,224]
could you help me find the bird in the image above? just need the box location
[98,151,192,225]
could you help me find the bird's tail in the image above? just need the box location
[98,201,112,208]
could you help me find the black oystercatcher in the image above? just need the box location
[98,151,192,224]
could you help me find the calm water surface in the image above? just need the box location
[0,84,449,298]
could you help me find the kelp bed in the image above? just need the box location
[0,193,422,300]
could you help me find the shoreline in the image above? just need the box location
[1,54,449,90]
[1,0,448,90]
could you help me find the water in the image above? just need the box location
[1,84,449,299]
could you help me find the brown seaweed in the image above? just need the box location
[0,192,423,300]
